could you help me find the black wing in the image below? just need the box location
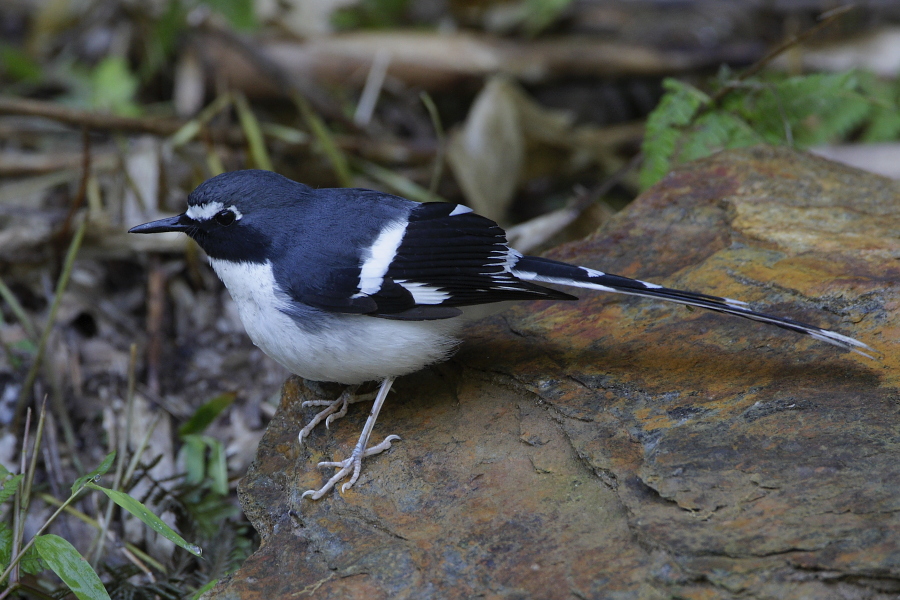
[366,202,574,320]
[271,188,414,318]
[274,194,572,322]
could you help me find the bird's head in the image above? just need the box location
[129,170,304,262]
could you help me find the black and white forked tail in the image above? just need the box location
[510,255,875,359]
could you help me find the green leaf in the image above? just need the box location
[355,160,444,203]
[675,111,762,164]
[0,473,22,505]
[207,437,229,496]
[646,79,710,135]
[179,392,236,436]
[332,0,410,30]
[33,535,110,600]
[234,93,273,171]
[19,545,45,575]
[639,71,897,189]
[11,339,37,355]
[179,435,229,495]
[141,0,187,80]
[0,522,11,569]
[862,104,900,142]
[191,579,219,600]
[205,0,258,31]
[184,491,240,538]
[86,484,201,556]
[735,72,871,147]
[90,56,140,116]
[72,453,116,495]
[857,75,900,142]
[0,44,42,82]
[523,0,575,35]
[294,94,353,187]
[639,78,709,188]
[180,435,208,485]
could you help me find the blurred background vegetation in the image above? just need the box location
[0,0,899,597]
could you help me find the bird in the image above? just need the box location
[129,169,874,500]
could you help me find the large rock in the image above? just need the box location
[209,147,898,600]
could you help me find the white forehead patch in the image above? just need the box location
[186,202,242,222]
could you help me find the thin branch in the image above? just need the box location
[707,4,856,108]
[0,97,184,136]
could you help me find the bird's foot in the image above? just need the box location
[298,386,377,443]
[301,434,401,500]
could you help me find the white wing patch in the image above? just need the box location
[449,205,473,216]
[395,280,450,304]
[355,220,408,297]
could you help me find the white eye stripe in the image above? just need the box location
[186,202,243,221]
[186,202,223,221]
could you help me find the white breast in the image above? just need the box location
[208,258,465,384]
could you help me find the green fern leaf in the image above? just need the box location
[736,72,872,147]
[676,111,762,164]
[639,78,710,188]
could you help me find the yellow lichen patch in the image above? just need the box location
[728,199,900,259]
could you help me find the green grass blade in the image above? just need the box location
[0,275,37,341]
[85,483,201,556]
[72,453,115,495]
[293,92,352,187]
[419,91,446,195]
[206,437,229,496]
[15,216,88,426]
[234,92,273,171]
[355,160,445,203]
[178,392,236,436]
[191,579,218,599]
[169,92,233,148]
[33,534,110,600]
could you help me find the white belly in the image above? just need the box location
[209,258,465,384]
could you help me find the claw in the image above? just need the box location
[301,399,337,407]
[301,378,398,500]
[298,387,381,442]
[324,394,351,429]
[297,386,358,444]
[301,435,401,499]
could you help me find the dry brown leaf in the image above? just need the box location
[447,77,524,222]
[173,45,206,118]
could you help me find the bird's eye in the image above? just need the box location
[214,210,236,226]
